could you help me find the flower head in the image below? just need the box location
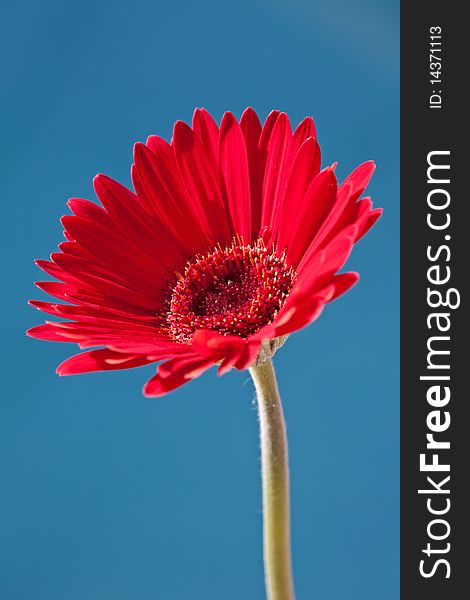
[28,108,381,396]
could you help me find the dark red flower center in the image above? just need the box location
[166,239,295,343]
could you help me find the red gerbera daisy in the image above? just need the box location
[27,108,381,397]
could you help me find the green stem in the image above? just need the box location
[249,359,296,600]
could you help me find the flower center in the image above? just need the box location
[166,239,295,343]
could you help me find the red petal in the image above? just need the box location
[36,259,82,286]
[271,271,359,338]
[357,208,383,240]
[285,167,338,265]
[192,330,260,373]
[307,161,376,253]
[329,272,360,301]
[143,355,216,397]
[343,160,376,198]
[261,113,293,231]
[276,137,322,249]
[270,293,329,337]
[51,251,159,298]
[318,196,375,249]
[233,341,260,370]
[65,289,156,315]
[58,241,93,260]
[61,215,165,284]
[67,197,108,224]
[52,267,158,311]
[192,107,219,168]
[94,173,186,269]
[35,280,75,302]
[32,319,180,353]
[240,108,263,237]
[57,349,155,375]
[219,112,251,240]
[273,226,358,337]
[29,300,156,327]
[259,110,281,146]
[105,339,189,355]
[133,141,208,254]
[297,223,358,284]
[27,323,76,342]
[172,120,231,244]
[292,116,316,152]
[39,270,156,314]
[192,329,244,356]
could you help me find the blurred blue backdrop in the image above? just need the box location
[0,0,399,598]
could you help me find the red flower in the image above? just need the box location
[28,108,381,396]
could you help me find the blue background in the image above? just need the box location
[0,1,399,598]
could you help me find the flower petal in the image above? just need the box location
[143,355,216,397]
[285,167,338,265]
[192,107,219,168]
[219,112,251,241]
[240,107,263,237]
[192,330,260,374]
[172,120,231,244]
[27,323,76,342]
[357,207,383,241]
[192,329,245,356]
[67,197,108,223]
[269,271,359,338]
[49,253,161,309]
[292,116,316,152]
[29,300,156,326]
[132,141,209,254]
[261,113,293,232]
[296,223,358,284]
[328,271,360,301]
[276,137,322,249]
[269,291,330,337]
[232,341,260,370]
[306,161,376,253]
[93,173,187,269]
[57,349,155,375]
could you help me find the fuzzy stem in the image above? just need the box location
[249,359,295,600]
